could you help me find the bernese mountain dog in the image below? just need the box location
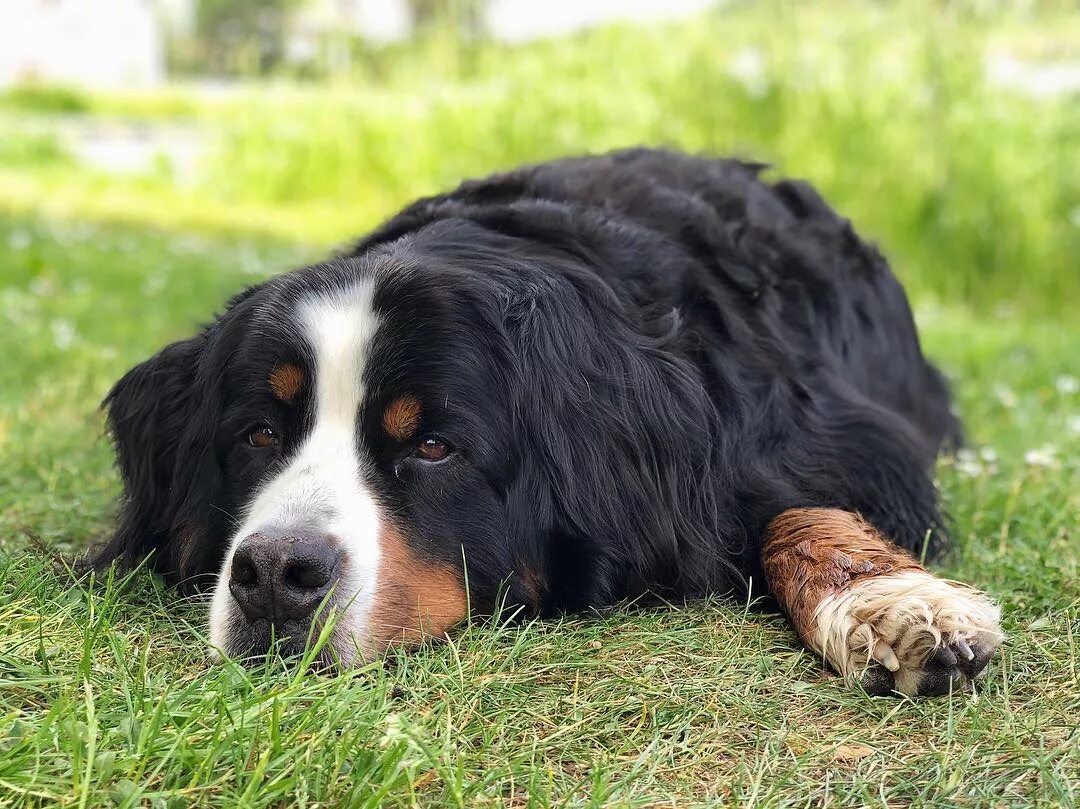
[91,148,1003,697]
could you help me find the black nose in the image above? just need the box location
[229,532,342,623]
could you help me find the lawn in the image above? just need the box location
[1,2,1078,806]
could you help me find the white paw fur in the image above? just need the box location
[813,571,1003,696]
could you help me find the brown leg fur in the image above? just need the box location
[762,508,1003,697]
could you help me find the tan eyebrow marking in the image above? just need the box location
[382,394,422,441]
[268,363,304,402]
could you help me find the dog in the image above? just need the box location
[91,148,1003,696]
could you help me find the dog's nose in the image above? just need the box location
[228,532,342,623]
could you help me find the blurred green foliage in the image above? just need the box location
[0,1,1076,313]
[0,132,72,168]
[192,0,303,74]
[0,83,91,114]
[203,3,1079,311]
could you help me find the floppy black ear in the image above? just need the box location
[91,332,221,588]
[506,272,747,606]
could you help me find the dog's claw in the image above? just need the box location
[873,640,900,671]
[959,639,995,680]
[953,638,975,661]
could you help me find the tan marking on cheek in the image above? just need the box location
[761,508,924,646]
[368,524,467,652]
[268,363,304,402]
[382,394,422,442]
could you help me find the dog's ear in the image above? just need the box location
[504,272,747,604]
[91,332,221,588]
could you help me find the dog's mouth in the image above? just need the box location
[212,594,372,669]
[222,618,348,668]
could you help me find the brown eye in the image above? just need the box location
[415,435,451,462]
[247,426,280,449]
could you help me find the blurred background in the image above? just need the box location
[0,0,1076,311]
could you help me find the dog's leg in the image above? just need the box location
[762,508,1003,696]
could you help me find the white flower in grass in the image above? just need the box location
[378,713,404,749]
[729,47,768,97]
[1055,375,1079,395]
[914,301,942,325]
[377,713,425,765]
[994,384,1019,409]
[142,274,167,295]
[954,447,996,478]
[1024,445,1058,469]
[51,318,76,350]
[8,230,31,250]
[995,301,1017,320]
[955,458,984,478]
[29,276,53,296]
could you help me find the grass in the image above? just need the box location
[1,1,1079,805]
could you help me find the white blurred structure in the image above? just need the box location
[0,1,720,89]
[288,0,412,67]
[487,0,715,42]
[0,0,170,88]
[290,0,714,50]
[294,0,411,45]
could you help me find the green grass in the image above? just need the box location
[1,1,1079,805]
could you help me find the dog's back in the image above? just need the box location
[352,147,961,465]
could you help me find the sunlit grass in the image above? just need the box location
[1,1,1078,804]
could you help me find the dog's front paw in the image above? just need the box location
[815,572,1004,697]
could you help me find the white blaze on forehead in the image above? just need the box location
[307,286,377,431]
[208,280,383,659]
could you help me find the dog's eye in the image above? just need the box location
[415,435,451,462]
[247,426,280,449]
